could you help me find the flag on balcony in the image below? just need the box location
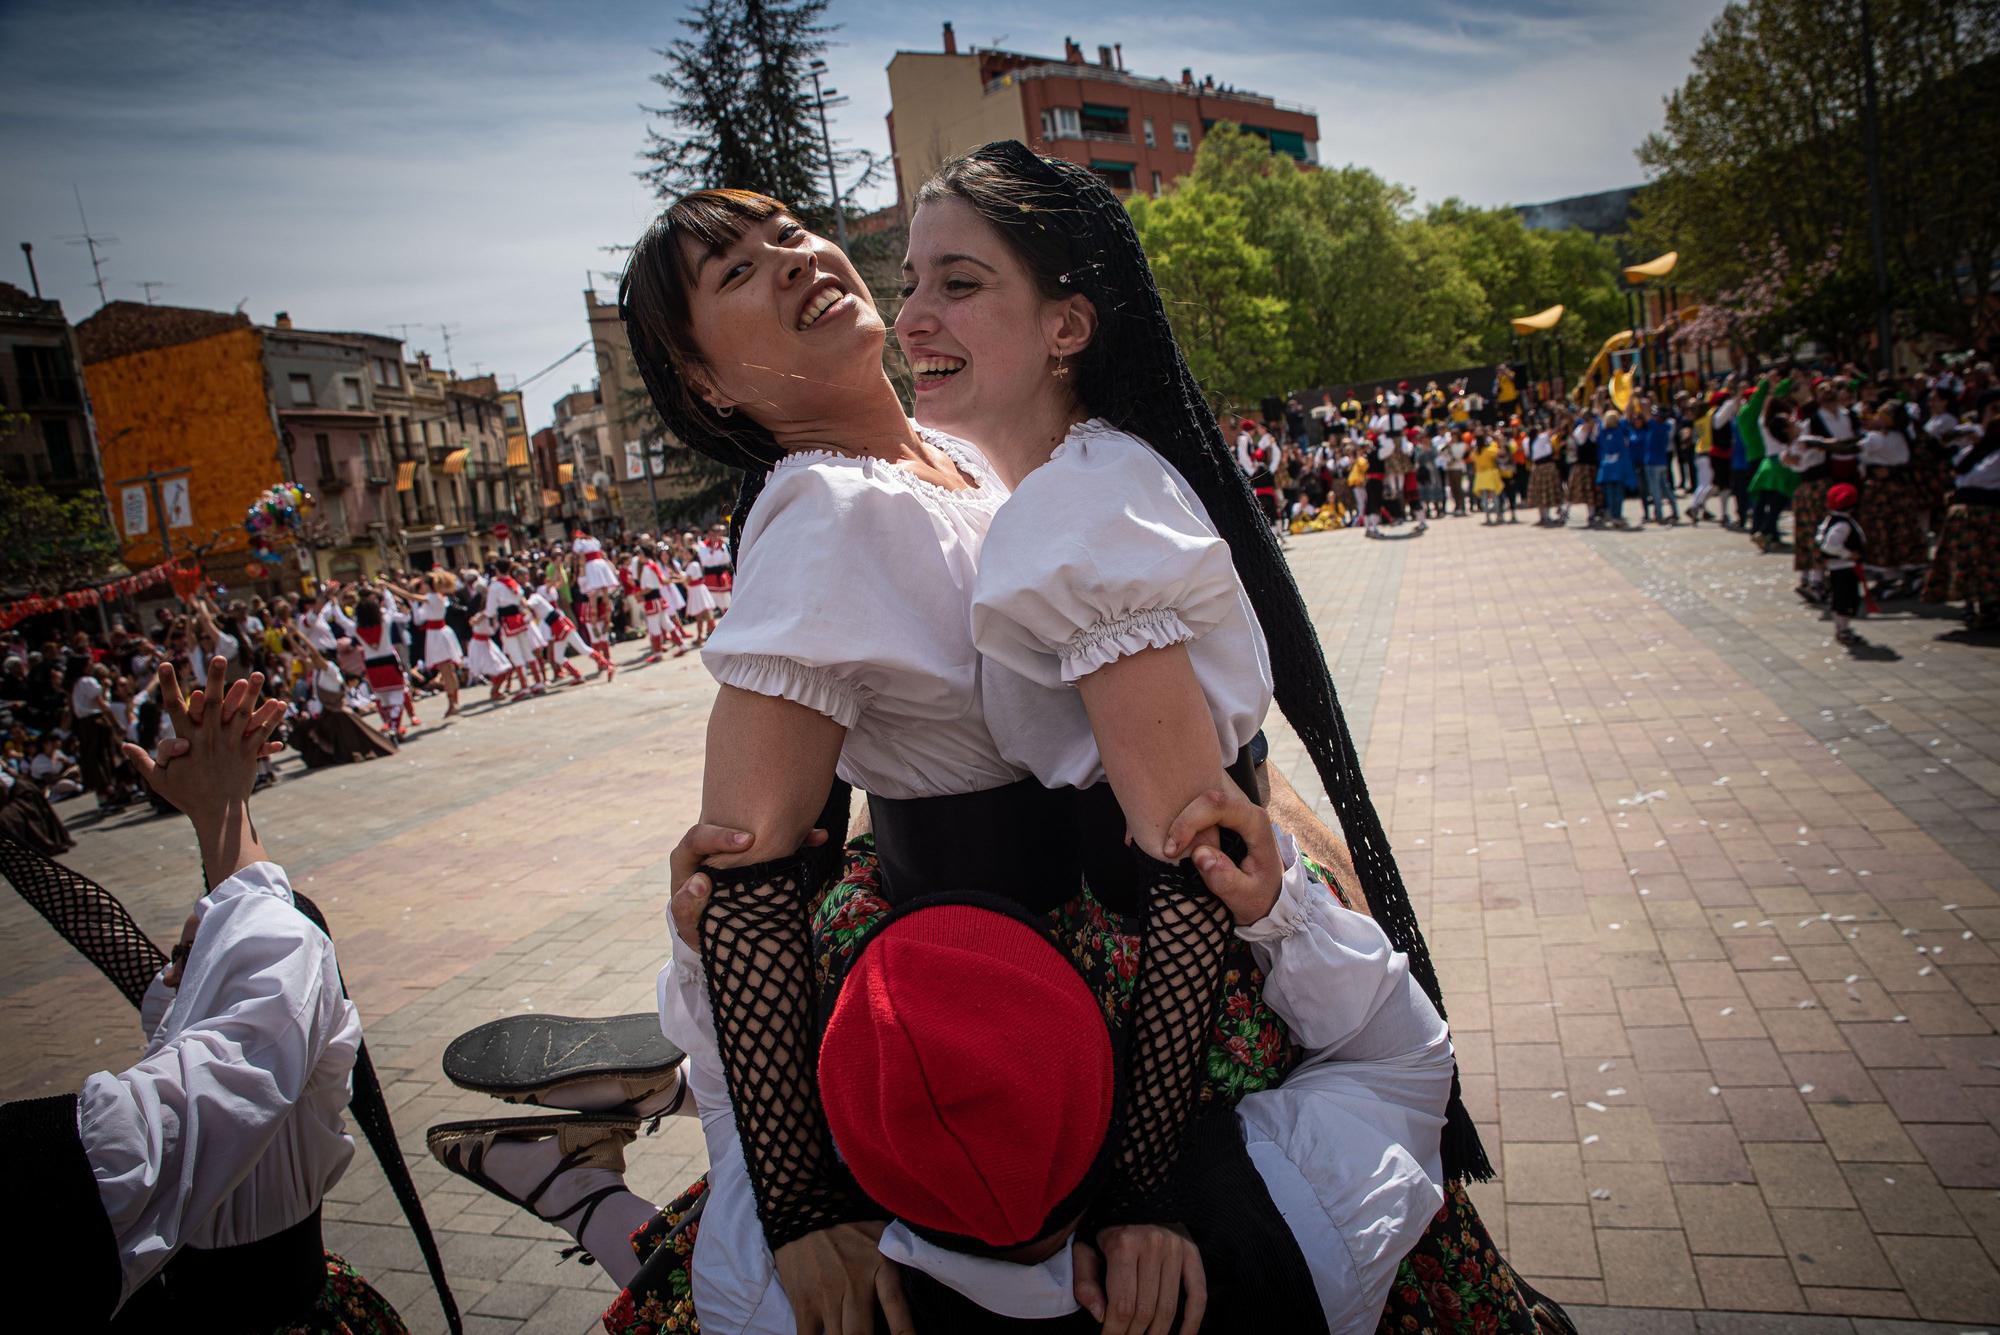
[395,461,416,492]
[442,448,470,474]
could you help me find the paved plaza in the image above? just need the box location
[6,512,2000,1334]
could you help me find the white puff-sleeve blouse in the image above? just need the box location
[701,429,1023,800]
[971,420,1272,789]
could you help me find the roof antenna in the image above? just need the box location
[61,186,118,307]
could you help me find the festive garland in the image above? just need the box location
[0,558,193,631]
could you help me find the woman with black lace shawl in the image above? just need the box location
[436,155,1567,1335]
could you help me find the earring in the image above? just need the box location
[714,404,734,417]
[1051,356,1070,380]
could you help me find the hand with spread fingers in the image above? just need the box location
[120,655,285,886]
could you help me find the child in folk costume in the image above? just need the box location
[1817,483,1869,646]
[351,596,413,737]
[572,530,622,658]
[630,542,687,662]
[465,610,516,697]
[693,523,735,614]
[483,561,545,697]
[674,538,718,644]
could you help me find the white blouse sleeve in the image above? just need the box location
[702,462,973,729]
[1233,874,1454,1333]
[77,862,348,1309]
[973,429,1241,686]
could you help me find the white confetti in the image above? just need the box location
[1551,1091,1568,1100]
[1585,1101,1608,1112]
[1597,1061,1616,1073]
[1720,1007,1736,1016]
[1583,1134,1601,1145]
[1799,1084,1816,1094]
[1590,1188,1612,1200]
[1605,1087,1627,1097]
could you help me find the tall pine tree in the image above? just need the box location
[630,0,884,524]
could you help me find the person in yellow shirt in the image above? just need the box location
[1471,433,1505,524]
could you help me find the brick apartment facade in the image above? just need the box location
[887,24,1319,215]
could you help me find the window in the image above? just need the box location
[502,398,522,428]
[1079,103,1129,138]
[289,373,314,406]
[1089,160,1136,192]
[314,432,334,479]
[1171,121,1192,152]
[1151,171,1164,197]
[41,418,76,480]
[1040,106,1081,140]
[342,376,364,409]
[1143,117,1156,148]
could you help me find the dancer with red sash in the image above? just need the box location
[352,595,412,738]
[482,562,544,698]
[631,541,687,663]
[572,531,623,661]
[694,524,734,614]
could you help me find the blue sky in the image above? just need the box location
[0,0,1724,430]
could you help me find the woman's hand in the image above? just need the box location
[1073,1224,1205,1335]
[772,1221,913,1335]
[667,820,829,951]
[1161,778,1283,926]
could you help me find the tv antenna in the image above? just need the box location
[62,187,118,307]
[436,322,462,373]
[134,280,173,304]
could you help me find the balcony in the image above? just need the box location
[17,374,81,409]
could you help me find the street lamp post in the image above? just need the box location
[806,60,850,252]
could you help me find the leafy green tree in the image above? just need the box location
[1630,0,1999,358]
[0,477,120,594]
[1128,181,1295,413]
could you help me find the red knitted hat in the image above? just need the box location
[1828,483,1859,511]
[818,903,1115,1249]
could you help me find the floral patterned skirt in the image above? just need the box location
[1923,503,2000,610]
[602,842,1563,1335]
[1565,466,1600,508]
[1792,477,1829,571]
[271,1253,408,1335]
[1526,461,1564,510]
[1856,470,1929,569]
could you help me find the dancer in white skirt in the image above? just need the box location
[572,531,622,660]
[482,562,544,697]
[464,611,515,698]
[693,524,734,613]
[675,541,717,645]
[630,541,687,662]
[382,571,466,718]
[351,595,410,737]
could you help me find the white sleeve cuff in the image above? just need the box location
[706,652,867,728]
[1237,832,1313,946]
[1057,608,1196,684]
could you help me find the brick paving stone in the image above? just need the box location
[1771,1209,1901,1291]
[1675,1184,1784,1256]
[1747,1144,1860,1210]
[1902,1121,2000,1187]
[1694,1256,1808,1314]
[1876,1235,2000,1324]
[1837,1163,1970,1236]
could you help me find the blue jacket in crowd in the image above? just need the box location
[1634,417,1674,468]
[1597,423,1640,488]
